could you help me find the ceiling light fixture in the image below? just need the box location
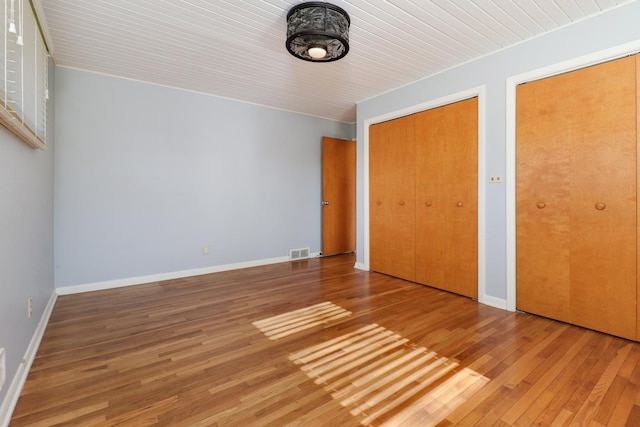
[286,2,350,62]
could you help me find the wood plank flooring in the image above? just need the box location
[9,254,640,426]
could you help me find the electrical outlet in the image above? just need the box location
[202,246,209,255]
[0,348,6,392]
[489,176,503,183]
[28,297,32,318]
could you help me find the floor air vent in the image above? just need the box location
[289,247,310,260]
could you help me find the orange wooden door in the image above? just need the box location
[415,98,478,298]
[369,115,416,281]
[637,55,640,342]
[321,137,356,256]
[516,75,572,323]
[517,56,637,340]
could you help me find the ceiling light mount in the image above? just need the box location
[286,2,350,62]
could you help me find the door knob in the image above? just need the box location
[595,202,606,210]
[322,201,330,206]
[537,202,546,209]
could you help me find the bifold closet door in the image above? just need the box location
[369,114,416,282]
[516,55,637,340]
[415,98,478,298]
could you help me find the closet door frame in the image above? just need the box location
[363,86,487,303]
[506,40,640,313]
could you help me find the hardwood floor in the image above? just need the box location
[9,254,640,426]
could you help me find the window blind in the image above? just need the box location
[0,0,48,149]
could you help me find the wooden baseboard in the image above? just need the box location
[479,294,508,310]
[353,262,367,271]
[0,290,57,427]
[55,256,307,295]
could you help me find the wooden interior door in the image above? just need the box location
[517,56,637,340]
[637,55,640,342]
[568,57,637,339]
[516,75,572,323]
[415,98,478,298]
[369,115,416,281]
[321,137,356,256]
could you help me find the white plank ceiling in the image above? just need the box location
[36,0,632,123]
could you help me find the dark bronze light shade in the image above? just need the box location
[286,2,350,62]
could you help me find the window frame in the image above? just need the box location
[0,0,48,150]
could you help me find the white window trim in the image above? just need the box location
[1,0,48,150]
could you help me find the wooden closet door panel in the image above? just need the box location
[369,115,416,281]
[567,56,636,340]
[444,98,478,298]
[415,98,478,298]
[637,55,640,342]
[516,78,572,323]
[517,55,637,338]
[415,108,446,289]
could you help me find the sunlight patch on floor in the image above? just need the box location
[252,301,352,340]
[289,323,489,426]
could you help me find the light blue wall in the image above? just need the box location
[54,68,354,287]
[0,63,55,405]
[356,2,640,302]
